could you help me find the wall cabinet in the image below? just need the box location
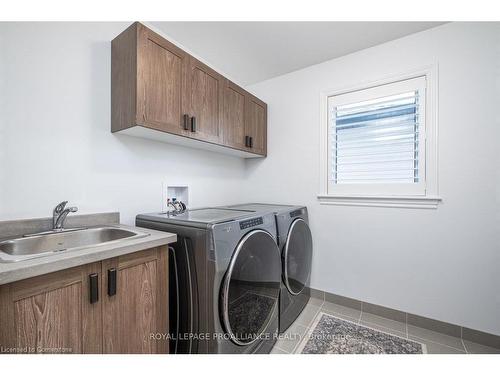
[222,80,247,150]
[186,57,224,144]
[0,246,168,354]
[137,25,189,135]
[245,93,267,155]
[112,22,267,158]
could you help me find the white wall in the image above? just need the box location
[0,22,248,224]
[245,22,500,335]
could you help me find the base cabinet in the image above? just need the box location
[102,248,168,354]
[0,246,168,354]
[0,262,102,354]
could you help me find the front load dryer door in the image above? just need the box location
[283,218,313,295]
[220,229,281,346]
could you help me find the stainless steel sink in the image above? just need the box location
[0,226,149,263]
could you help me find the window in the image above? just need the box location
[319,68,440,208]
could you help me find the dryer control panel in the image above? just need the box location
[239,217,264,230]
[290,208,305,218]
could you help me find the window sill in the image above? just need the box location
[317,194,442,209]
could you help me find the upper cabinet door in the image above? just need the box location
[136,24,188,135]
[222,80,247,150]
[246,95,267,156]
[185,57,224,143]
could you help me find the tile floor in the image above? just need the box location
[271,297,500,354]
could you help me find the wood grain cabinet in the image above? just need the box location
[0,263,102,354]
[185,57,224,143]
[102,248,168,354]
[112,22,189,136]
[0,246,168,354]
[112,22,267,157]
[245,93,267,155]
[136,25,189,135]
[222,80,247,150]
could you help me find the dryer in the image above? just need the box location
[226,204,313,333]
[136,208,281,354]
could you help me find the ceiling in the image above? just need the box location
[151,22,445,86]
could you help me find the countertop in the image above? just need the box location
[0,224,176,285]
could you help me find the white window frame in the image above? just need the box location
[318,65,441,209]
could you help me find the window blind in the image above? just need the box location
[332,91,420,184]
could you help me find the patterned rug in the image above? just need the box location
[297,312,426,354]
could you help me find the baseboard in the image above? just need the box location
[307,287,500,349]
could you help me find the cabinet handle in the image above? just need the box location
[107,268,117,297]
[89,273,99,304]
[183,114,190,130]
[249,137,253,148]
[245,136,250,147]
[191,116,196,132]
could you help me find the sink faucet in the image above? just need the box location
[53,201,78,231]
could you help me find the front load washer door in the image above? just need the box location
[221,229,281,346]
[283,218,313,295]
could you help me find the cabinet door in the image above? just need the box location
[137,24,189,135]
[246,95,267,156]
[185,57,224,143]
[0,263,102,354]
[102,247,168,354]
[222,80,247,150]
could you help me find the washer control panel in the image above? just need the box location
[239,217,264,230]
[290,208,304,218]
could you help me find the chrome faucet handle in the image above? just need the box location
[53,201,68,228]
[52,201,77,230]
[53,205,78,230]
[53,201,68,215]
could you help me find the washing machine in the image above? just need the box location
[225,204,313,333]
[136,207,281,354]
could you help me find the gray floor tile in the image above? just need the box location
[360,312,406,334]
[294,303,321,327]
[408,325,465,350]
[275,322,308,353]
[270,346,289,354]
[320,310,359,324]
[321,300,361,321]
[409,336,465,354]
[462,327,500,349]
[463,340,500,354]
[358,319,408,338]
[308,297,323,306]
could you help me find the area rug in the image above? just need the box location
[297,312,426,354]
